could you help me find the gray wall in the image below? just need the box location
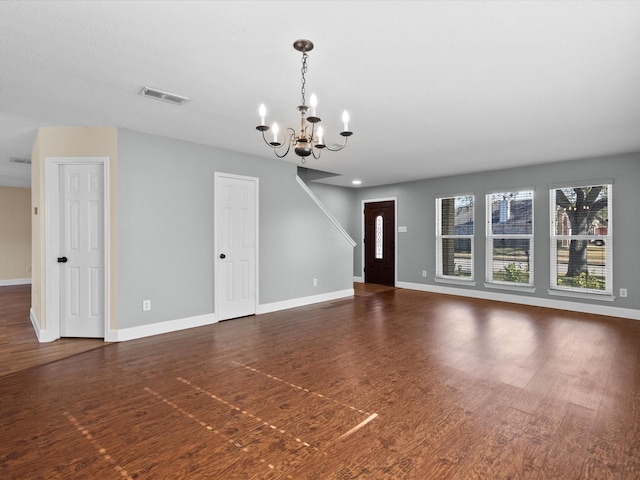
[300,181,359,243]
[342,152,639,310]
[117,126,639,330]
[117,129,353,329]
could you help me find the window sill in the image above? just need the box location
[435,277,476,287]
[485,283,536,294]
[548,289,615,302]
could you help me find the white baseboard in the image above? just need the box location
[0,278,32,287]
[30,288,356,343]
[396,281,640,321]
[30,308,57,343]
[353,276,364,283]
[257,288,354,315]
[107,313,217,342]
[103,289,354,342]
[33,283,637,345]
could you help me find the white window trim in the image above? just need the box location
[549,183,613,297]
[485,282,536,293]
[548,288,614,301]
[435,194,475,281]
[436,277,476,286]
[485,190,534,288]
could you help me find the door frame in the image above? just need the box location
[213,172,259,321]
[361,197,397,285]
[44,157,110,341]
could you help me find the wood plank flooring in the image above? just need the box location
[0,285,106,377]
[1,284,639,479]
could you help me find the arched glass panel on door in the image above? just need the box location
[375,214,383,259]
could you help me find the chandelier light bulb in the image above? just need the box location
[272,122,279,143]
[310,94,317,116]
[342,111,350,132]
[317,126,324,145]
[259,104,266,126]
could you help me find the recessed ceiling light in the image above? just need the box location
[352,180,362,185]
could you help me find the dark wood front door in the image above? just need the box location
[364,200,395,286]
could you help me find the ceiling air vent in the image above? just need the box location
[10,156,31,164]
[138,86,189,105]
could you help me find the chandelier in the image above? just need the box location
[256,39,353,163]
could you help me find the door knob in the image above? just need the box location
[57,256,68,263]
[219,253,226,259]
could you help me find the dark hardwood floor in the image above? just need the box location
[0,285,106,377]
[1,283,639,479]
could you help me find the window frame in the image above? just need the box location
[485,189,535,289]
[435,193,475,282]
[549,182,613,297]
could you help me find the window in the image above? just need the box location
[550,183,612,295]
[436,194,474,280]
[486,190,534,286]
[375,215,383,259]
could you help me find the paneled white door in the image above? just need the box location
[215,173,257,321]
[59,164,105,337]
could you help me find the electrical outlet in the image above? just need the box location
[620,288,628,298]
[313,278,318,287]
[143,300,151,311]
[422,270,427,277]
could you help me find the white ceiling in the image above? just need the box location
[1,1,639,188]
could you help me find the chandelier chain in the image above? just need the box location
[300,52,308,106]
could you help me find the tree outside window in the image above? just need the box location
[550,184,612,294]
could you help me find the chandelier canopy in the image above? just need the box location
[256,39,353,163]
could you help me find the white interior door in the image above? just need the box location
[59,163,105,337]
[215,173,257,321]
